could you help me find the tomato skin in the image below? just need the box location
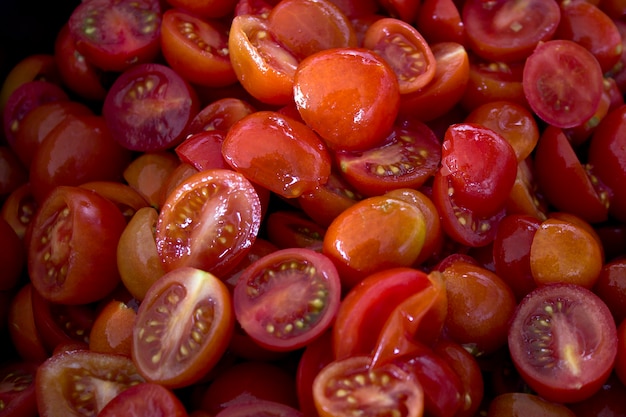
[97,382,188,417]
[7,283,48,363]
[28,186,127,305]
[132,267,234,388]
[0,361,39,417]
[593,258,626,323]
[486,392,576,417]
[68,0,162,72]
[160,9,237,88]
[0,209,25,291]
[167,0,237,19]
[616,319,626,387]
[222,111,332,198]
[215,401,304,417]
[185,97,256,136]
[508,283,618,404]
[265,210,325,251]
[294,47,400,151]
[1,183,38,243]
[416,0,466,46]
[296,330,335,417]
[89,299,136,357]
[123,151,180,210]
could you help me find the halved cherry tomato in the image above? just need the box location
[67,0,162,72]
[233,248,341,351]
[89,299,136,357]
[132,267,234,388]
[28,186,127,304]
[222,111,332,198]
[0,361,39,417]
[79,181,149,222]
[462,0,561,63]
[508,283,618,403]
[97,382,188,417]
[122,151,180,209]
[523,39,604,129]
[1,183,37,242]
[377,0,421,23]
[416,0,466,46]
[363,17,436,94]
[103,63,200,152]
[160,9,238,88]
[593,257,626,324]
[7,283,48,362]
[265,210,326,251]
[296,330,334,417]
[487,393,577,417]
[185,97,256,136]
[35,350,145,417]
[294,47,400,151]
[167,0,237,19]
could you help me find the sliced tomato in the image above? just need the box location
[522,39,604,129]
[265,210,326,251]
[132,267,234,388]
[0,361,39,417]
[185,97,256,136]
[233,248,341,351]
[155,169,262,276]
[35,350,145,417]
[176,130,229,172]
[160,9,237,88]
[7,283,48,362]
[508,283,618,403]
[215,400,304,417]
[67,0,162,72]
[97,382,187,417]
[363,17,436,94]
[312,355,424,417]
[416,0,466,46]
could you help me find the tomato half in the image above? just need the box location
[155,169,262,276]
[508,283,618,403]
[97,382,188,417]
[132,267,233,388]
[0,361,39,417]
[233,248,341,351]
[28,186,127,304]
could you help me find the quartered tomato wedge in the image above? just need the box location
[132,267,234,388]
[155,168,262,276]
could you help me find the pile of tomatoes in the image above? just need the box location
[2,0,626,416]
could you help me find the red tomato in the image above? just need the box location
[616,319,626,387]
[0,361,39,417]
[312,355,424,417]
[523,39,604,129]
[80,180,149,223]
[185,97,256,135]
[1,183,38,242]
[176,130,229,172]
[296,330,334,417]
[508,283,618,403]
[28,186,127,304]
[233,248,341,351]
[160,9,237,88]
[156,169,262,276]
[265,210,326,251]
[132,267,233,388]
[593,257,626,323]
[7,283,48,362]
[377,0,421,23]
[334,116,441,197]
[294,47,400,151]
[167,0,237,18]
[416,0,466,46]
[462,0,561,63]
[487,393,576,417]
[363,17,436,94]
[97,382,188,417]
[222,111,332,198]
[35,350,145,417]
[103,63,200,152]
[67,0,162,72]
[0,207,24,292]
[122,151,180,210]
[89,299,136,357]
[215,400,303,417]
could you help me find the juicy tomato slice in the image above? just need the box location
[67,0,162,72]
[156,168,262,276]
[103,63,200,152]
[28,186,127,304]
[265,210,326,251]
[534,125,611,224]
[462,0,561,63]
[122,151,180,210]
[294,47,400,151]
[523,39,604,129]
[416,0,466,46]
[233,248,341,351]
[215,400,304,417]
[222,111,332,198]
[161,9,237,88]
[332,267,432,360]
[0,361,39,417]
[440,123,517,217]
[132,267,234,388]
[508,283,618,403]
[97,382,187,417]
[185,97,256,136]
[312,355,424,417]
[363,17,436,94]
[35,350,145,417]
[334,116,441,197]
[267,0,357,60]
[228,14,300,105]
[176,130,229,172]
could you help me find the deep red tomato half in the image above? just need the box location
[67,0,162,72]
[103,63,200,152]
[233,248,341,351]
[508,283,618,403]
[214,400,304,417]
[0,361,39,417]
[97,382,188,417]
[155,168,262,276]
[132,267,234,388]
[28,186,127,305]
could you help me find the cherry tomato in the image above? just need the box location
[1,183,38,242]
[132,267,233,388]
[215,400,304,417]
[155,168,262,276]
[312,355,424,417]
[35,350,145,417]
[377,0,421,23]
[508,283,618,403]
[222,111,332,198]
[97,382,188,417]
[265,210,326,251]
[103,63,200,152]
[123,151,180,209]
[462,0,561,63]
[89,299,136,357]
[234,248,341,351]
[523,39,604,129]
[296,330,334,417]
[294,47,400,151]
[0,212,24,293]
[416,0,466,46]
[79,180,149,222]
[7,283,48,362]
[487,392,576,417]
[593,257,626,323]
[28,186,127,304]
[167,0,237,19]
[160,9,237,88]
[67,0,162,72]
[0,361,39,417]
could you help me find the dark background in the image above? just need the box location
[0,0,80,81]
